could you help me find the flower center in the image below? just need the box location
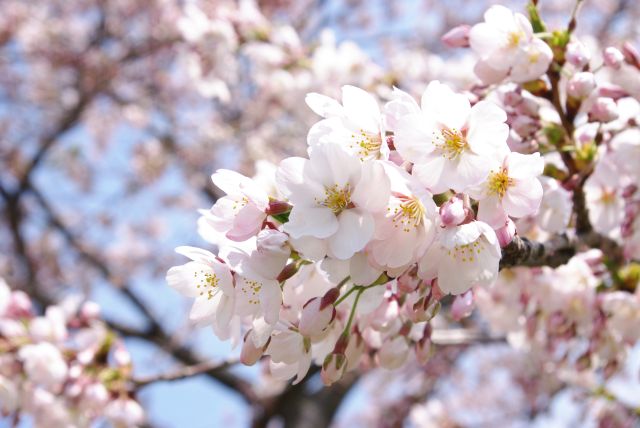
[351,129,382,160]
[241,279,262,306]
[318,184,352,215]
[448,240,483,263]
[600,188,616,205]
[389,195,426,232]
[487,168,514,198]
[435,128,468,160]
[508,31,525,48]
[195,269,219,300]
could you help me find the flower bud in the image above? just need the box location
[6,290,33,318]
[495,218,516,247]
[105,398,145,428]
[603,47,624,69]
[376,336,409,370]
[566,40,591,68]
[511,115,538,137]
[298,288,338,338]
[112,341,131,367]
[439,196,467,227]
[451,290,474,321]
[344,331,365,372]
[82,382,109,411]
[80,301,101,322]
[598,84,628,100]
[622,42,640,69]
[567,72,596,99]
[240,330,270,366]
[441,25,470,48]
[415,325,434,366]
[589,97,618,123]
[321,352,347,386]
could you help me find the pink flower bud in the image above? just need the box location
[603,47,624,69]
[439,196,467,227]
[415,324,433,365]
[451,290,474,321]
[240,330,270,366]
[502,90,523,107]
[598,84,628,100]
[566,40,591,68]
[6,290,33,318]
[441,25,470,48]
[265,199,292,216]
[321,352,347,386]
[495,218,517,247]
[83,382,109,410]
[567,72,596,99]
[298,288,338,338]
[80,301,101,322]
[589,97,619,122]
[344,332,365,372]
[511,115,538,137]
[112,341,131,367]
[622,42,640,69]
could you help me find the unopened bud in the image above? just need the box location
[622,42,640,69]
[495,218,517,247]
[240,330,270,366]
[321,352,347,386]
[439,196,467,227]
[113,341,131,367]
[415,325,433,365]
[567,72,596,99]
[511,115,538,137]
[565,40,591,68]
[450,290,474,321]
[298,288,338,338]
[6,291,33,318]
[80,301,101,322]
[441,25,470,48]
[603,47,624,69]
[589,97,619,123]
[598,84,628,100]
[265,200,291,216]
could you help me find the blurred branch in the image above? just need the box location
[132,359,238,388]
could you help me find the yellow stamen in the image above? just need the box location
[435,128,468,160]
[317,184,352,215]
[487,168,514,198]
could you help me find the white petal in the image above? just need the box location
[305,92,344,118]
[328,210,375,260]
[175,246,217,264]
[341,85,380,133]
[351,161,390,213]
[503,178,543,218]
[260,280,282,325]
[506,152,544,180]
[477,196,508,229]
[285,206,338,239]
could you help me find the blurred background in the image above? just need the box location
[1,0,639,426]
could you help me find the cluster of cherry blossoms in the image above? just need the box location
[0,279,143,427]
[168,2,640,394]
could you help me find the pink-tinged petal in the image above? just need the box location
[467,101,509,155]
[440,222,483,248]
[307,117,347,148]
[350,251,383,285]
[341,85,380,133]
[477,196,509,229]
[211,169,247,195]
[166,262,204,298]
[212,261,235,297]
[175,246,217,264]
[426,82,470,130]
[292,351,313,385]
[412,155,447,193]
[329,210,375,260]
[276,157,307,199]
[394,113,437,163]
[417,243,443,281]
[305,92,344,118]
[506,152,544,180]
[306,142,361,189]
[469,22,504,58]
[351,161,390,213]
[285,206,338,239]
[288,236,328,261]
[226,204,265,241]
[452,153,492,192]
[384,87,420,131]
[260,280,282,325]
[474,59,509,84]
[484,5,515,27]
[214,294,234,331]
[189,295,219,326]
[503,178,543,218]
[514,12,533,38]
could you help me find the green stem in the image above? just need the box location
[343,288,363,334]
[334,285,359,307]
